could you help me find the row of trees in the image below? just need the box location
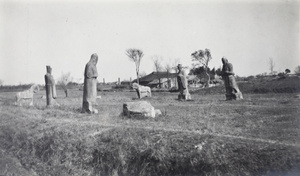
[125,49,180,86]
[268,57,300,76]
[127,48,214,88]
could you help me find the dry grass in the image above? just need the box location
[0,89,300,175]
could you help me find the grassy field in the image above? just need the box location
[0,86,300,175]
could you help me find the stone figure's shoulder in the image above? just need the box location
[45,73,51,78]
[85,62,93,70]
[86,62,91,67]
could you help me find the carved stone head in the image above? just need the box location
[222,57,228,65]
[90,53,98,65]
[177,64,183,70]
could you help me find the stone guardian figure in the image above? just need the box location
[177,64,191,101]
[44,65,59,106]
[221,57,243,100]
[82,53,99,114]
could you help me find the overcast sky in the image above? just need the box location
[0,0,299,85]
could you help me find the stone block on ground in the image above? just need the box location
[123,101,161,118]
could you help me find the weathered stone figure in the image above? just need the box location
[177,64,191,100]
[132,83,151,99]
[45,66,59,106]
[221,57,243,100]
[82,53,99,114]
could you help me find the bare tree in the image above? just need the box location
[171,58,181,73]
[295,66,300,74]
[152,55,163,72]
[126,49,144,84]
[170,58,181,89]
[57,72,73,97]
[164,63,172,88]
[191,48,212,87]
[0,79,3,86]
[269,58,276,75]
[152,55,163,88]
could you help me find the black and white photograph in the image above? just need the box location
[0,0,299,175]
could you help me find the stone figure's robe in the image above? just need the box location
[222,61,243,100]
[44,73,57,106]
[82,61,98,113]
[177,69,191,100]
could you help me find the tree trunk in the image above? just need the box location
[136,72,139,84]
[167,71,170,89]
[157,72,161,88]
[205,71,210,88]
[64,89,68,97]
[159,78,161,88]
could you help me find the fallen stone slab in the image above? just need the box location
[123,101,161,118]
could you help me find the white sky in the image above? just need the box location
[0,0,299,85]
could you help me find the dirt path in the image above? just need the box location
[43,116,300,148]
[85,123,300,147]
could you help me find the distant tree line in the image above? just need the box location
[189,66,218,80]
[0,84,34,92]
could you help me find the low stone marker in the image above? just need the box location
[123,101,161,118]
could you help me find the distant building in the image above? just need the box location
[133,72,178,88]
[120,81,132,87]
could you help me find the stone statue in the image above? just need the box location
[82,53,99,114]
[44,66,59,106]
[221,57,243,100]
[15,84,39,106]
[177,64,191,100]
[132,83,151,99]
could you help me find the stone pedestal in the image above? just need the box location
[178,92,191,101]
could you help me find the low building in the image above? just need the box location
[133,72,178,88]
